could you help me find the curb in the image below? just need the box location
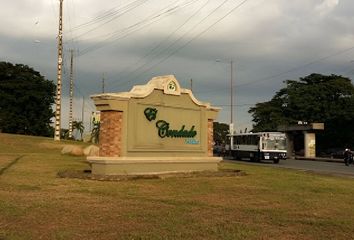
[220,156,344,164]
[294,157,343,163]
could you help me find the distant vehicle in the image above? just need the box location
[319,148,345,159]
[229,132,287,164]
[330,149,346,159]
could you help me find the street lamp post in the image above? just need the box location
[230,60,234,128]
[216,59,234,130]
[216,59,235,152]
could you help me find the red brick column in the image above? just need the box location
[99,111,123,157]
[207,119,214,157]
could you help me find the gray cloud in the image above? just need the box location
[1,0,354,131]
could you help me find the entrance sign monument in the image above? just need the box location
[87,75,221,175]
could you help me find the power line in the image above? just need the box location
[214,103,254,107]
[236,45,354,88]
[109,0,232,89]
[107,0,210,89]
[70,0,148,41]
[72,82,96,111]
[78,0,197,56]
[77,0,198,57]
[111,0,251,89]
[70,0,146,32]
[121,0,230,82]
[193,45,354,95]
[64,0,80,51]
[61,51,96,112]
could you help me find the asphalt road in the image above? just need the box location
[223,158,354,178]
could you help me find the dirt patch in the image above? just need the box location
[57,169,246,181]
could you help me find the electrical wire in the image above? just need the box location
[193,45,354,95]
[77,0,198,57]
[70,0,145,31]
[236,45,354,88]
[63,1,199,113]
[70,0,148,41]
[214,104,255,107]
[107,0,210,89]
[61,47,96,115]
[108,0,222,89]
[77,0,195,56]
[111,0,251,89]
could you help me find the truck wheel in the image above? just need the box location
[273,159,280,164]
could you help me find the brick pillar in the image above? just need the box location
[207,119,214,157]
[99,111,123,157]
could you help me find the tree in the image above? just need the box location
[249,73,354,149]
[213,122,229,145]
[90,121,100,144]
[0,62,56,136]
[72,120,84,140]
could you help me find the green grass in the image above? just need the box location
[1,133,354,239]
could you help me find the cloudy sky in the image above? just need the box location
[1,0,354,132]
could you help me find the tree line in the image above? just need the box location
[0,61,85,139]
[214,73,354,152]
[248,73,354,151]
[0,62,55,136]
[1,61,353,151]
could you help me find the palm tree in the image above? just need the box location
[61,128,70,140]
[72,121,84,140]
[90,122,100,144]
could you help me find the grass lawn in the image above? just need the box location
[1,133,354,240]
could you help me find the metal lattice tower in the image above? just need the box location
[68,49,74,139]
[54,0,63,141]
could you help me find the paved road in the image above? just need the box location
[223,158,354,178]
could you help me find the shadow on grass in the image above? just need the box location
[0,155,24,176]
[57,168,246,182]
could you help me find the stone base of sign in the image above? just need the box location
[87,157,222,176]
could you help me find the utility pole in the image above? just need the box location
[230,60,234,126]
[216,59,234,130]
[102,73,105,93]
[190,78,193,91]
[82,97,85,124]
[229,60,235,150]
[54,0,64,141]
[68,49,74,139]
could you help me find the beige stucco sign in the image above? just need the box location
[87,75,221,175]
